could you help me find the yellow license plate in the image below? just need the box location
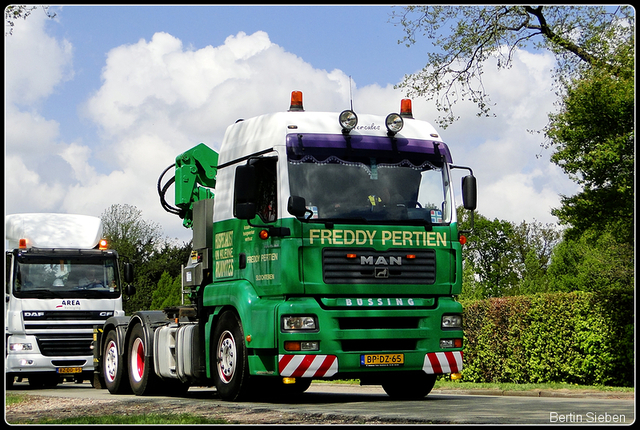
[361,353,404,367]
[57,367,82,374]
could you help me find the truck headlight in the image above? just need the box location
[10,343,33,352]
[385,113,404,135]
[441,314,462,330]
[339,110,358,132]
[281,315,317,331]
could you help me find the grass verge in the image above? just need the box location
[26,414,229,425]
[433,380,633,393]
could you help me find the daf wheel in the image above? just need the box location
[381,372,437,399]
[103,330,131,394]
[127,323,159,395]
[213,311,250,401]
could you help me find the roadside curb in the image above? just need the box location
[432,388,635,400]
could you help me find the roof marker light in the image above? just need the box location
[400,98,414,118]
[289,91,304,112]
[99,239,108,250]
[19,238,28,249]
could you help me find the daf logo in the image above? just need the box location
[360,256,402,266]
[24,312,45,317]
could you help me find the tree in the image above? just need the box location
[151,272,187,310]
[510,220,561,295]
[101,204,165,266]
[458,209,519,298]
[391,5,634,127]
[457,207,562,299]
[101,204,170,313]
[544,38,634,246]
[546,229,634,293]
[5,5,56,35]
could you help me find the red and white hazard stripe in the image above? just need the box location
[278,354,338,378]
[423,351,463,374]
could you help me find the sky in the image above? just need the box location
[4,5,579,244]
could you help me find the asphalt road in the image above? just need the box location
[7,380,635,424]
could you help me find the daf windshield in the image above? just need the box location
[287,134,452,224]
[11,254,121,299]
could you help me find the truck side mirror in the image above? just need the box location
[122,262,135,295]
[234,164,256,220]
[462,175,477,211]
[123,262,134,283]
[287,196,307,218]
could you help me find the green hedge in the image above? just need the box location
[460,288,634,387]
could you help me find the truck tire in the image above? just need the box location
[103,330,131,394]
[212,311,250,401]
[127,323,159,395]
[381,372,437,399]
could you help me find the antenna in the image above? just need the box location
[349,76,353,111]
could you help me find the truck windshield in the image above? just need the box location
[12,255,121,299]
[287,135,452,225]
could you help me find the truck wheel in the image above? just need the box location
[127,324,159,395]
[381,372,437,400]
[213,311,250,401]
[103,330,131,394]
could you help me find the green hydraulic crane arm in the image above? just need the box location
[174,143,219,228]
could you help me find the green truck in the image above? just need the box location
[93,91,477,401]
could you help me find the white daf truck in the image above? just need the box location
[5,213,132,387]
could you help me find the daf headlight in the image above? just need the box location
[281,315,318,331]
[10,343,33,352]
[442,314,462,330]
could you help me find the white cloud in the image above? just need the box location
[4,10,73,106]
[6,25,579,243]
[4,155,66,212]
[429,48,578,225]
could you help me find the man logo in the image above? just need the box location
[360,256,402,266]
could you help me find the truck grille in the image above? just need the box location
[23,310,112,357]
[36,334,94,356]
[323,248,436,284]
